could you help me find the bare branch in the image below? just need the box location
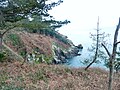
[101,43,111,57]
[115,41,120,46]
[85,16,99,70]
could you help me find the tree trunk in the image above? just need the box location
[108,18,120,90]
[108,57,114,90]
[85,49,98,70]
[85,17,99,70]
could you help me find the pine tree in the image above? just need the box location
[0,0,69,52]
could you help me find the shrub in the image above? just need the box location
[7,34,22,46]
[0,52,6,62]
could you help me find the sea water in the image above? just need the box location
[64,27,116,69]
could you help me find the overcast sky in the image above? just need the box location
[48,0,120,45]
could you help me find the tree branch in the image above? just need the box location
[115,41,120,46]
[101,43,111,57]
[2,25,16,36]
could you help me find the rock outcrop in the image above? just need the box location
[52,44,83,64]
[76,44,83,49]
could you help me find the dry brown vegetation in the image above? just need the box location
[0,61,120,90]
[5,31,70,55]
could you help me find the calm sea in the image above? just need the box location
[63,27,118,69]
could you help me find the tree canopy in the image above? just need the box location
[0,0,70,30]
[0,0,70,53]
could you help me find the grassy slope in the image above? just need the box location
[0,61,120,90]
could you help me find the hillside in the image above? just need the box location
[0,61,120,90]
[4,31,71,56]
[0,30,120,90]
[2,30,80,64]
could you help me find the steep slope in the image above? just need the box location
[18,31,71,55]
[3,30,74,63]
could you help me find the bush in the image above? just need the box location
[7,34,22,46]
[0,52,6,62]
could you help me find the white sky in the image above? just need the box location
[48,0,120,45]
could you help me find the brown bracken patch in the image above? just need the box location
[0,61,120,90]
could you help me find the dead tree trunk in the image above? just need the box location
[85,17,99,70]
[108,18,120,90]
[102,18,120,90]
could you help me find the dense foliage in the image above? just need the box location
[0,0,62,23]
[0,0,70,46]
[0,0,70,30]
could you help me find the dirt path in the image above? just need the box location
[3,43,24,61]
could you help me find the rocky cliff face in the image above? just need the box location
[4,30,83,64]
[52,44,83,64]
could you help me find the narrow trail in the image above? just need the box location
[3,43,24,61]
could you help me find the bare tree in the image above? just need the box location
[102,18,120,90]
[85,17,100,70]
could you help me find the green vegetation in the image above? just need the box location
[114,52,120,72]
[19,50,26,59]
[32,54,53,64]
[0,52,7,62]
[44,55,53,64]
[0,0,71,64]
[0,0,70,54]
[0,52,5,62]
[1,0,119,90]
[7,33,22,46]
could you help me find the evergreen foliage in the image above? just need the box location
[0,0,70,46]
[0,0,71,61]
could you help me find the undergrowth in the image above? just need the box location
[0,61,120,90]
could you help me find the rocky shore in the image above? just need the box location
[52,44,83,64]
